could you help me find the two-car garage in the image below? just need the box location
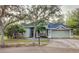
[48,30,71,39]
[47,23,72,39]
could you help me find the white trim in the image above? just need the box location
[47,28,70,30]
[70,30,73,38]
[48,29,52,38]
[56,25,66,29]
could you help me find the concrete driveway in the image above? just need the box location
[47,39,79,49]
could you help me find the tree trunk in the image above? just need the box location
[0,18,5,48]
[33,26,36,46]
[1,28,5,48]
[38,37,40,46]
[38,32,40,46]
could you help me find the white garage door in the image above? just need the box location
[51,30,70,38]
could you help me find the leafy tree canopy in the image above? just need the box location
[5,24,26,38]
[66,8,79,35]
[66,9,79,28]
[25,5,61,39]
[36,19,47,33]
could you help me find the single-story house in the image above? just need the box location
[22,23,72,39]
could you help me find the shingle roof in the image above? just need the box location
[48,23,63,28]
[48,23,70,30]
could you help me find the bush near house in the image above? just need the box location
[4,24,26,39]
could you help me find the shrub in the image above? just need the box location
[4,24,26,39]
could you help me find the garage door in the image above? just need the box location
[52,30,70,38]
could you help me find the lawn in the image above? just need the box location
[0,35,48,47]
[72,35,79,39]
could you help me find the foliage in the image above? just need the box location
[66,18,78,28]
[5,24,26,39]
[0,5,61,46]
[36,19,46,32]
[25,5,61,39]
[66,8,79,35]
[56,15,64,24]
[0,5,26,47]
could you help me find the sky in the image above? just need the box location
[61,5,79,14]
[61,5,79,20]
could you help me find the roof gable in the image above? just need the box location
[48,23,70,30]
[56,25,67,29]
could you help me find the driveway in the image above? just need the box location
[47,39,79,49]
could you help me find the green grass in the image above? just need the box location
[5,39,31,43]
[38,39,48,42]
[0,39,48,47]
[0,35,49,47]
[0,35,48,47]
[0,35,48,42]
[5,39,48,43]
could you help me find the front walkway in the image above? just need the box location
[47,39,79,49]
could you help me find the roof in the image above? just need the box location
[22,22,71,30]
[47,23,70,30]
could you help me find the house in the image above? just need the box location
[47,23,72,38]
[22,22,72,39]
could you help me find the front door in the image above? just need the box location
[30,27,34,37]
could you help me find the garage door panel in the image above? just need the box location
[52,30,70,38]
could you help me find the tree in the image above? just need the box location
[66,8,79,35]
[36,19,46,33]
[57,15,64,24]
[36,20,47,45]
[5,24,26,39]
[25,5,61,45]
[0,5,26,47]
[52,19,57,23]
